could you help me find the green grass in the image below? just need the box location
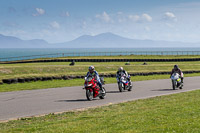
[1,61,200,81]
[0,73,200,92]
[1,87,200,132]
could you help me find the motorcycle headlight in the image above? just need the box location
[88,83,92,86]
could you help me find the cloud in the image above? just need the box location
[32,8,45,16]
[50,21,60,29]
[96,12,112,23]
[1,30,26,38]
[95,12,152,24]
[36,8,45,15]
[142,14,152,22]
[128,15,140,22]
[116,12,126,23]
[128,14,152,22]
[164,12,177,22]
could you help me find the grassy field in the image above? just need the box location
[0,88,200,132]
[1,61,200,81]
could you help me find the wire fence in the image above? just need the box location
[1,51,200,62]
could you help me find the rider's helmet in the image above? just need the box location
[174,65,179,70]
[118,67,123,72]
[89,66,95,73]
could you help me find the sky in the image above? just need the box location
[0,0,200,43]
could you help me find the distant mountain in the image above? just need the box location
[0,32,200,48]
[58,32,200,48]
[0,34,48,48]
[61,32,135,47]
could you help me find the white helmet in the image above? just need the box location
[118,67,123,71]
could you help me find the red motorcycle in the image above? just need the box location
[84,76,106,101]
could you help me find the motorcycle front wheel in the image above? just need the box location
[172,80,176,90]
[179,83,183,89]
[128,81,132,91]
[119,83,123,92]
[86,89,93,101]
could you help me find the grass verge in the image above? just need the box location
[1,61,200,81]
[0,73,200,92]
[0,87,200,132]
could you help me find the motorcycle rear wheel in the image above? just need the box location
[86,89,93,101]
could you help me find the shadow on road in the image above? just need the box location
[106,90,121,93]
[151,88,174,91]
[55,99,89,102]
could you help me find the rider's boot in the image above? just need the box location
[181,77,184,83]
[181,77,184,87]
[128,79,132,86]
[101,87,105,94]
[99,84,105,94]
[98,82,105,94]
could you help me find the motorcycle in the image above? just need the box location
[118,74,132,92]
[84,76,106,101]
[171,73,183,90]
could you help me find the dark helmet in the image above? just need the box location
[89,66,95,73]
[174,65,178,69]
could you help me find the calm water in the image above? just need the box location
[1,48,200,61]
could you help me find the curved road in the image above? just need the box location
[0,76,200,122]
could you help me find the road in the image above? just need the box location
[0,76,200,122]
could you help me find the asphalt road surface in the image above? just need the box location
[0,76,200,122]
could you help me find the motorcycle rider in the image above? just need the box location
[116,67,130,83]
[86,66,104,93]
[170,65,184,83]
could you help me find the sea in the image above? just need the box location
[1,48,200,61]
